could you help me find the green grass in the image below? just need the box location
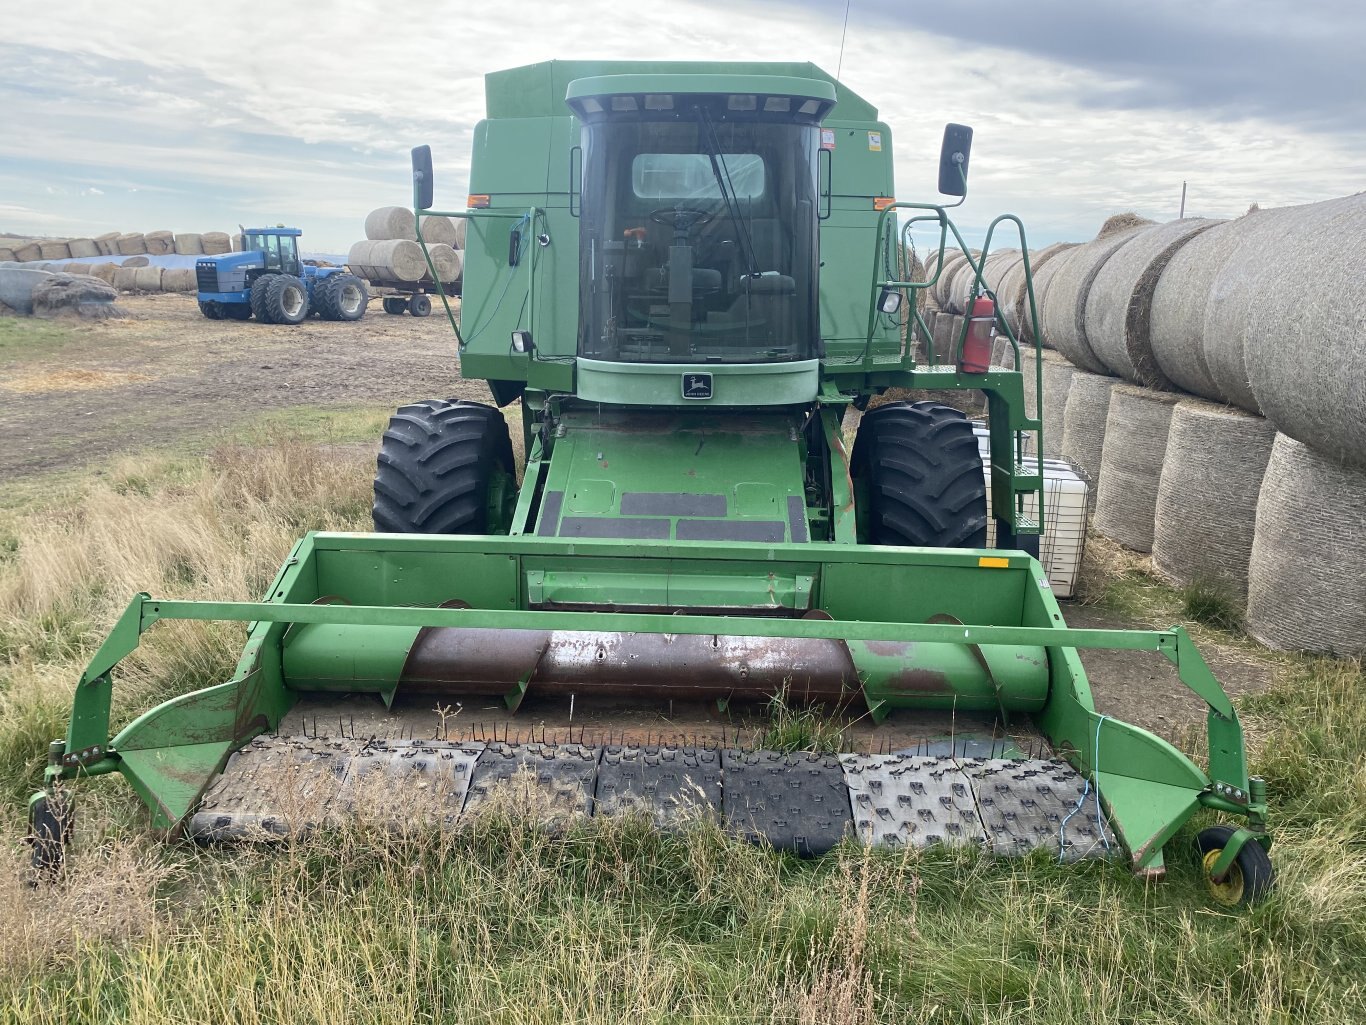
[0,439,1363,1022]
[1181,576,1246,633]
[0,317,87,363]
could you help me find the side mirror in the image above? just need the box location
[937,124,973,197]
[411,145,434,210]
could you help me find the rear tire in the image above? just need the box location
[198,300,224,320]
[373,399,516,534]
[314,273,368,321]
[851,401,988,548]
[261,273,310,325]
[408,293,432,317]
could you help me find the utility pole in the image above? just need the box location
[1179,180,1187,219]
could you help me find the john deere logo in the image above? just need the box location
[681,373,713,400]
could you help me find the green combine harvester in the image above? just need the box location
[30,61,1273,906]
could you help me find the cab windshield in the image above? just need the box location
[578,102,820,363]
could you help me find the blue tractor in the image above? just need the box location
[195,226,368,324]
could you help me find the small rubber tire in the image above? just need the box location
[373,399,516,534]
[198,300,224,320]
[408,293,432,317]
[28,793,69,877]
[222,303,252,321]
[261,273,310,325]
[250,274,278,323]
[314,273,368,322]
[1196,825,1275,908]
[382,296,406,315]
[850,401,988,548]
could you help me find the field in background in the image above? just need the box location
[0,308,1362,1022]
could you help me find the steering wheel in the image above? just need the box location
[649,206,715,235]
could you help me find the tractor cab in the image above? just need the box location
[567,78,834,365]
[240,227,303,277]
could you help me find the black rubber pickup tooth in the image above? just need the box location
[595,745,722,828]
[840,754,986,849]
[722,749,852,858]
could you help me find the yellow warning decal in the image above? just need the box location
[978,556,1011,568]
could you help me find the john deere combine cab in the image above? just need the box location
[30,61,1273,906]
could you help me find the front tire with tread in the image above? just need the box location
[373,399,516,535]
[1196,825,1275,908]
[851,401,988,548]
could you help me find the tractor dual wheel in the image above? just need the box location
[251,273,310,325]
[198,300,225,320]
[1196,825,1275,908]
[373,399,517,535]
[851,401,988,548]
[314,273,368,322]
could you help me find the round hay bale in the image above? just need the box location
[1152,399,1276,603]
[1040,350,1075,458]
[90,262,118,284]
[1096,212,1151,239]
[62,263,95,275]
[121,255,150,269]
[931,251,969,308]
[1247,434,1366,654]
[366,206,416,241]
[930,313,962,365]
[989,335,1016,371]
[1093,385,1180,551]
[174,232,204,255]
[112,266,139,292]
[93,231,121,256]
[417,214,459,247]
[200,231,231,255]
[347,238,426,283]
[116,232,148,256]
[14,241,42,263]
[161,267,196,292]
[1022,245,1080,346]
[1084,218,1222,388]
[1240,193,1366,467]
[1059,370,1116,487]
[1041,221,1155,373]
[67,238,99,258]
[232,233,245,252]
[0,267,55,315]
[425,242,461,283]
[31,272,119,319]
[133,266,163,291]
[144,231,173,256]
[38,240,71,260]
[943,254,983,314]
[0,247,15,262]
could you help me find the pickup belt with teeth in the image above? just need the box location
[188,738,1117,859]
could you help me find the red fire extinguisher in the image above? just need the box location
[959,295,995,374]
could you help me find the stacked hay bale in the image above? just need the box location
[144,230,175,255]
[133,266,164,291]
[174,233,204,255]
[359,206,465,286]
[347,239,429,283]
[14,241,42,262]
[0,246,16,262]
[161,268,196,292]
[1152,400,1276,604]
[121,256,150,268]
[1039,349,1076,458]
[67,238,100,258]
[38,240,71,260]
[1041,217,1155,373]
[998,242,1076,341]
[90,263,118,284]
[1059,370,1116,488]
[1084,218,1221,388]
[112,266,139,292]
[94,232,121,256]
[116,232,148,256]
[201,232,232,255]
[1247,435,1366,654]
[1093,385,1180,551]
[931,250,970,310]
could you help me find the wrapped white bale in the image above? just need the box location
[112,266,139,291]
[116,232,148,256]
[38,240,71,260]
[347,239,427,283]
[1040,350,1075,459]
[174,232,204,255]
[0,267,55,314]
[161,267,196,292]
[1084,218,1221,388]
[133,266,164,291]
[1152,400,1275,603]
[1247,434,1366,654]
[1093,385,1180,552]
[201,231,231,255]
[1040,220,1154,374]
[144,230,174,255]
[366,205,415,241]
[1059,371,1115,487]
[93,231,121,256]
[67,238,99,258]
[14,241,42,262]
[1241,193,1366,468]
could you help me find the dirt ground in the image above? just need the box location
[0,294,1274,748]
[0,293,488,479]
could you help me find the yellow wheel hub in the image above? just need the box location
[1202,848,1246,906]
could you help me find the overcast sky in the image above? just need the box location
[3,0,1362,253]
